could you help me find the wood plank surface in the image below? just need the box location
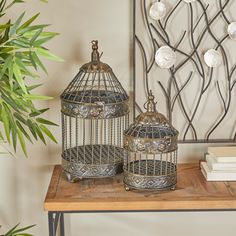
[44,164,236,211]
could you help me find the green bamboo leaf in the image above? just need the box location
[7,107,18,151]
[0,130,4,140]
[16,120,32,143]
[29,108,49,117]
[26,119,37,140]
[39,31,59,37]
[34,35,56,46]
[36,47,63,62]
[34,124,46,144]
[8,57,13,87]
[5,0,24,10]
[14,99,34,112]
[14,234,33,236]
[2,20,10,42]
[19,24,49,35]
[0,151,9,154]
[24,31,58,38]
[14,0,25,3]
[0,22,11,29]
[16,37,31,46]
[17,126,27,157]
[27,83,42,91]
[30,28,43,44]
[1,94,20,112]
[4,223,20,235]
[9,12,25,36]
[17,13,40,32]
[15,57,29,71]
[0,0,7,12]
[5,224,35,236]
[15,57,36,77]
[0,3,61,156]
[40,124,57,143]
[36,117,58,126]
[1,104,10,143]
[12,122,17,151]
[23,94,53,100]
[14,112,27,125]
[10,39,29,48]
[0,47,14,54]
[9,224,35,234]
[0,55,12,79]
[29,52,37,70]
[30,52,47,73]
[12,63,27,93]
[3,92,30,113]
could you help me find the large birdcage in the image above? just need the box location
[123,92,178,191]
[61,40,130,182]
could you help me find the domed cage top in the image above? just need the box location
[61,41,130,182]
[123,92,178,191]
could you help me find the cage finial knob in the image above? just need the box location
[91,40,100,63]
[145,90,157,112]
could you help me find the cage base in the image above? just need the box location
[62,145,125,181]
[124,183,176,192]
[123,160,177,191]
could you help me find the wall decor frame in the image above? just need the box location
[133,0,236,143]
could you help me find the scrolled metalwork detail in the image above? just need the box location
[62,159,123,182]
[124,133,178,154]
[61,99,129,119]
[123,170,177,190]
[61,145,126,181]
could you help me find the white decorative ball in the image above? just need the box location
[155,46,177,69]
[227,22,236,40]
[204,49,222,68]
[149,2,167,20]
[183,0,196,3]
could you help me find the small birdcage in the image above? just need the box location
[61,40,130,182]
[123,92,178,191]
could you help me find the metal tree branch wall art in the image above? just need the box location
[134,0,236,143]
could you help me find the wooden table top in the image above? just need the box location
[44,164,236,212]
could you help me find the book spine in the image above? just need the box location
[206,155,236,171]
[201,162,236,181]
[208,153,236,163]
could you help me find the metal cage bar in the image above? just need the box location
[61,41,130,182]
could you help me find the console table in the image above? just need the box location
[44,164,236,236]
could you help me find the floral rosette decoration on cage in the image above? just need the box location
[60,40,130,182]
[123,91,179,191]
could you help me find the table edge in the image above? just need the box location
[44,199,236,211]
[44,164,236,212]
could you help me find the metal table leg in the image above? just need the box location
[48,212,65,236]
[60,213,65,236]
[48,212,55,236]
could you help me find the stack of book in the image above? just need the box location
[201,146,236,181]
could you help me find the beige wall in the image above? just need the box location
[0,0,236,235]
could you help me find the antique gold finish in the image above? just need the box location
[123,92,178,191]
[61,41,130,182]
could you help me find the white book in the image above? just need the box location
[201,162,236,181]
[208,146,236,162]
[206,154,236,171]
